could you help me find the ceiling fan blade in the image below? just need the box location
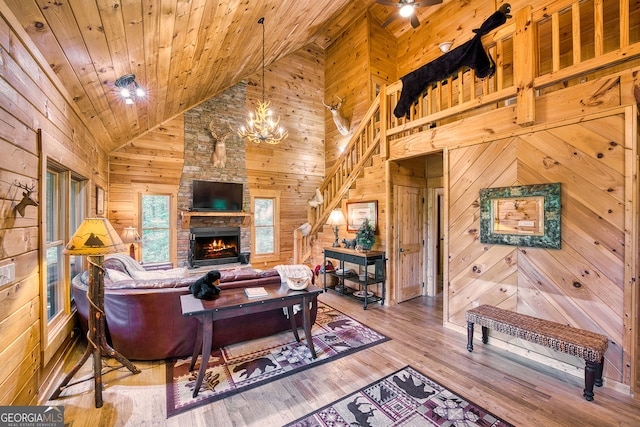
[410,14,420,28]
[381,13,399,28]
[414,0,444,6]
[376,0,400,7]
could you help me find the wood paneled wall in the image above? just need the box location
[396,0,497,77]
[108,115,185,241]
[245,44,326,268]
[380,59,639,391]
[383,0,640,383]
[312,12,397,271]
[446,108,631,385]
[108,43,326,269]
[369,15,398,102]
[324,11,397,172]
[324,11,369,171]
[0,6,107,405]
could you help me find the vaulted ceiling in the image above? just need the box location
[4,0,447,153]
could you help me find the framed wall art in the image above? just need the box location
[96,185,105,216]
[346,200,377,232]
[479,183,561,249]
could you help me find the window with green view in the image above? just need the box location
[141,194,171,263]
[254,197,275,255]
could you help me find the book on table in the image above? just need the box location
[244,287,268,298]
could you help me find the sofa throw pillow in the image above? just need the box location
[130,267,188,281]
[106,268,132,282]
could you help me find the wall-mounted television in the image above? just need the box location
[191,180,243,212]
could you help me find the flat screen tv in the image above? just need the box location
[191,180,243,212]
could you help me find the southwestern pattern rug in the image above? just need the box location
[165,303,388,417]
[285,366,514,427]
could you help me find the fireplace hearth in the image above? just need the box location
[190,227,241,267]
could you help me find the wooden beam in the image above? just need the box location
[514,6,536,126]
[572,2,582,65]
[595,0,604,56]
[379,90,388,159]
[552,12,561,72]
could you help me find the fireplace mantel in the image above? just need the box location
[180,211,251,228]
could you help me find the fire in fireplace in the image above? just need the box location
[190,227,240,267]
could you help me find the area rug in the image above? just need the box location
[285,366,514,427]
[165,303,389,417]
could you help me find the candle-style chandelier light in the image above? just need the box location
[237,17,288,145]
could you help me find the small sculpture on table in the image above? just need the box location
[342,238,357,249]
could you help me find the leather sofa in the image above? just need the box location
[72,254,317,360]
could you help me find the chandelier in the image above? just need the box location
[237,17,288,144]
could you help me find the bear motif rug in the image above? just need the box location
[165,303,389,417]
[285,366,515,426]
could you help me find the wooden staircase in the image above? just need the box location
[293,94,382,264]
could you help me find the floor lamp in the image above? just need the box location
[327,209,346,247]
[50,218,140,408]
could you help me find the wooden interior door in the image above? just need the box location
[395,185,424,302]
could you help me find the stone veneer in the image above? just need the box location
[177,82,250,267]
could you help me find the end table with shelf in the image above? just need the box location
[323,247,386,309]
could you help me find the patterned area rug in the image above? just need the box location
[165,303,389,417]
[285,366,514,427]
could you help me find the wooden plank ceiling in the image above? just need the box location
[3,0,448,153]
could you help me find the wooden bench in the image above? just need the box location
[465,305,608,401]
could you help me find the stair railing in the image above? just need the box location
[293,94,382,264]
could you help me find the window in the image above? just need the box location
[69,179,85,298]
[141,194,171,263]
[251,190,280,262]
[45,167,86,323]
[45,169,64,321]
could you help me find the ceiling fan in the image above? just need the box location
[376,0,444,29]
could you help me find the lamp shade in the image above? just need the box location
[121,226,141,244]
[326,209,346,227]
[63,217,126,256]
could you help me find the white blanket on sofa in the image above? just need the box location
[274,264,313,283]
[275,264,314,317]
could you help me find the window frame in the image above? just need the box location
[42,160,88,365]
[137,190,177,266]
[250,189,280,264]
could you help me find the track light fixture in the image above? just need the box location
[115,74,145,104]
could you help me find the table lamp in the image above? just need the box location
[50,217,140,408]
[326,209,346,247]
[121,226,141,259]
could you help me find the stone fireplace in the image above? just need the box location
[189,227,241,267]
[176,82,250,268]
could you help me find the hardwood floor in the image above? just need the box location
[44,292,640,426]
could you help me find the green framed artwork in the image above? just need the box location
[479,183,561,249]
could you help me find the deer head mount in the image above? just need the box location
[323,96,350,136]
[207,121,234,168]
[13,180,38,217]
